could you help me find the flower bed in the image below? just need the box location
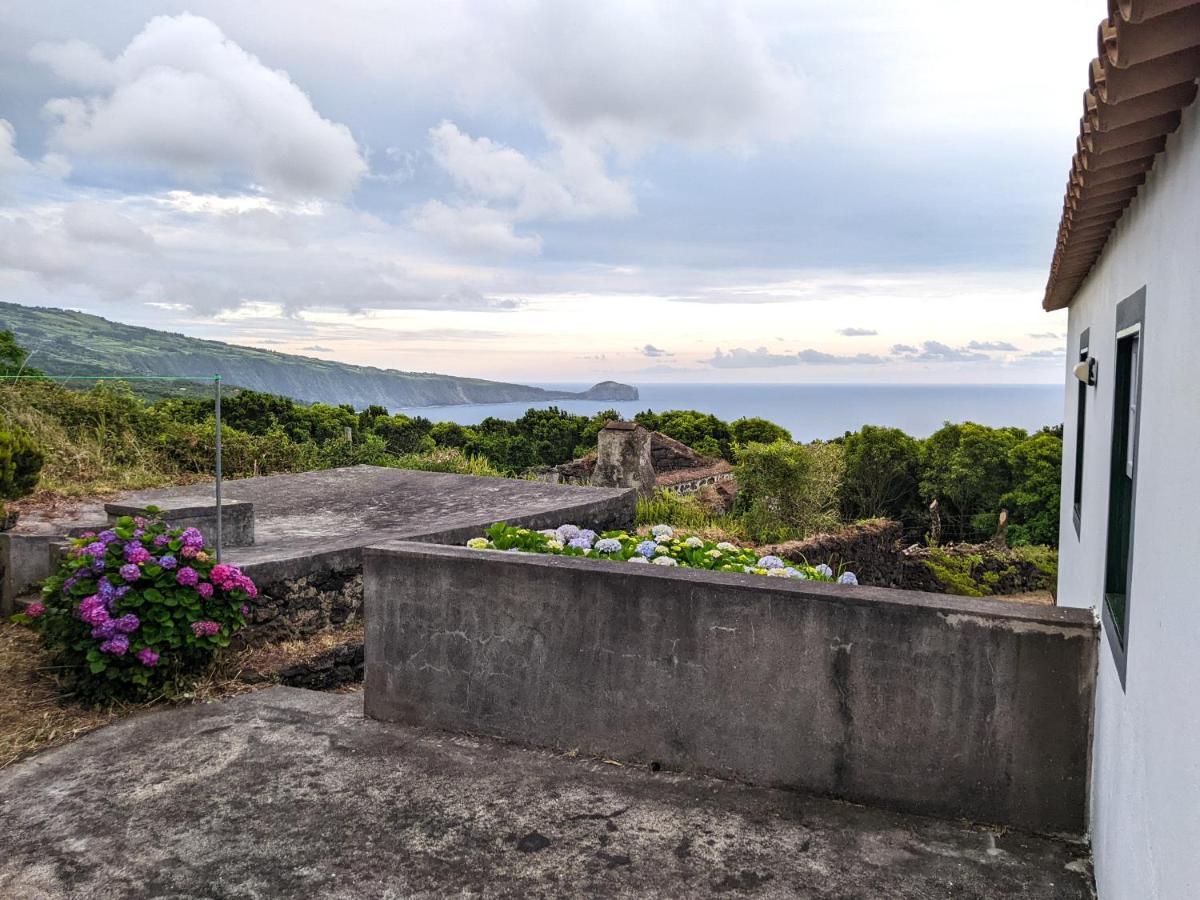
[12,507,257,701]
[467,522,858,583]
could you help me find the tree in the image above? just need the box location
[731,416,791,446]
[0,330,40,377]
[429,420,469,448]
[840,425,922,524]
[514,407,585,466]
[371,414,434,455]
[638,410,735,460]
[1000,432,1063,546]
[733,440,844,542]
[920,422,1027,541]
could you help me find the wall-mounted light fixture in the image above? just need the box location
[1074,356,1097,386]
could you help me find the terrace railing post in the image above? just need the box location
[215,374,223,563]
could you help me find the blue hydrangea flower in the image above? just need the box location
[838,572,859,585]
[757,555,785,570]
[555,524,581,542]
[636,540,658,558]
[568,536,593,550]
[815,564,834,578]
[784,567,806,580]
[594,538,622,554]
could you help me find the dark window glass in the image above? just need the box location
[1072,331,1089,536]
[1104,330,1141,648]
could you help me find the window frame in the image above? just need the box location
[1072,327,1090,538]
[1102,287,1145,687]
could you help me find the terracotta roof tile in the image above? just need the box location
[1043,0,1200,310]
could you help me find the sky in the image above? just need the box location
[0,1,1099,385]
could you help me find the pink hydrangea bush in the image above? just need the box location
[13,507,256,701]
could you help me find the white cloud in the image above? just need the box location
[639,344,672,358]
[0,120,33,179]
[34,15,367,198]
[966,340,1019,352]
[891,341,990,363]
[411,200,542,256]
[838,327,877,337]
[29,38,116,90]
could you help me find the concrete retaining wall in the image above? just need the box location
[364,543,1098,834]
[0,534,56,614]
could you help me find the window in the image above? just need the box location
[1073,329,1090,537]
[1103,288,1145,684]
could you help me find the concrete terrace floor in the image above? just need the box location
[0,688,1092,899]
[16,466,635,570]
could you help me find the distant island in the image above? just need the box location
[0,301,637,409]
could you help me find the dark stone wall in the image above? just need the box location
[244,568,363,644]
[764,520,905,586]
[364,542,1097,834]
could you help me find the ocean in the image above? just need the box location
[394,383,1064,443]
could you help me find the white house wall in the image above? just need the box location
[1057,100,1200,900]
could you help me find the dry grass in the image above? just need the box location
[0,621,364,770]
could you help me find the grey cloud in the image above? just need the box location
[62,202,155,251]
[1029,332,1064,340]
[709,346,885,368]
[891,341,989,362]
[891,343,918,354]
[639,344,672,357]
[966,340,1018,352]
[301,344,332,352]
[838,327,877,337]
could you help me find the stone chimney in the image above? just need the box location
[591,421,656,496]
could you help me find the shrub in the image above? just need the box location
[840,425,922,525]
[0,420,44,524]
[919,422,1027,541]
[1000,432,1063,546]
[14,509,255,702]
[393,447,503,477]
[734,440,844,542]
[636,489,717,530]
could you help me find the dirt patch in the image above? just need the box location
[0,621,364,769]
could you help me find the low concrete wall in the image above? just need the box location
[0,534,56,614]
[105,499,256,548]
[364,543,1097,834]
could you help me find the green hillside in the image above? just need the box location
[0,302,636,408]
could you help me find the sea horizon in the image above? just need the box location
[394,382,1064,443]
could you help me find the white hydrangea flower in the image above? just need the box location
[628,556,649,564]
[684,536,704,548]
[546,540,564,550]
[652,556,678,566]
[706,549,722,558]
[653,544,672,555]
[815,563,834,578]
[767,568,789,577]
[716,542,736,551]
[466,538,489,549]
[651,524,674,540]
[538,529,557,538]
[838,572,859,585]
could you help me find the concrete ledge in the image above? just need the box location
[105,498,255,548]
[364,543,1098,834]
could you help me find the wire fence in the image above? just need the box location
[1,373,226,561]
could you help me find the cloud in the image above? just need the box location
[892,340,989,362]
[62,202,155,251]
[0,120,33,179]
[35,15,367,198]
[709,346,885,368]
[416,122,634,255]
[838,327,877,337]
[300,344,332,352]
[1029,331,1064,340]
[1022,348,1066,359]
[966,340,1018,351]
[411,200,542,256]
[639,344,672,357]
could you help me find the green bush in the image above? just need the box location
[920,422,1027,541]
[14,510,255,702]
[636,490,717,530]
[733,440,844,542]
[840,425,922,525]
[0,420,44,502]
[392,447,503,477]
[1001,432,1063,546]
[731,416,791,446]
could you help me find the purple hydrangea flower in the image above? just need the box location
[119,563,141,583]
[568,536,594,550]
[180,528,205,550]
[594,538,622,554]
[78,596,109,626]
[100,635,129,656]
[190,620,220,638]
[136,648,159,667]
[25,602,45,618]
[114,585,130,599]
[756,555,785,570]
[114,613,140,634]
[815,564,834,578]
[241,604,251,616]
[175,567,199,587]
[158,555,178,570]
[196,582,214,599]
[97,530,117,544]
[91,620,117,640]
[636,540,658,558]
[124,543,152,564]
[837,572,859,585]
[85,541,107,558]
[555,524,581,543]
[153,534,170,547]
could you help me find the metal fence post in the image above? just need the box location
[215,374,223,563]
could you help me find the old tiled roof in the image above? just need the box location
[1042,0,1200,310]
